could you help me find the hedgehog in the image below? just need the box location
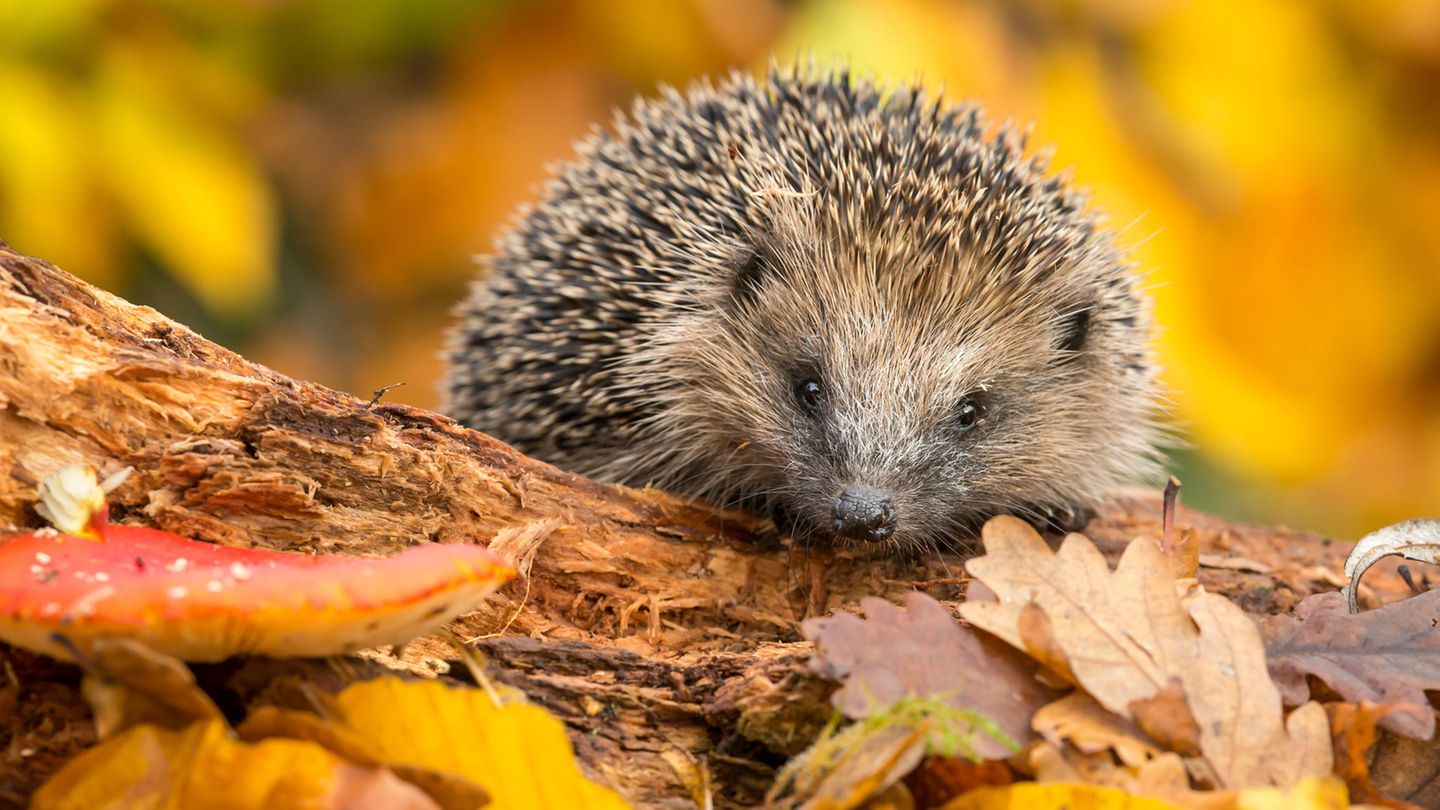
[444,65,1165,554]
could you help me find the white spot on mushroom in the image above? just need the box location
[165,558,189,572]
[168,586,188,600]
[94,572,110,583]
[230,562,252,581]
[206,580,223,593]
[34,552,51,564]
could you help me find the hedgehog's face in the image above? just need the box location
[661,235,1159,554]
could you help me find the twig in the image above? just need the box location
[1160,476,1181,556]
[366,382,407,408]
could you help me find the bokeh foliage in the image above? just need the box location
[1,0,1437,536]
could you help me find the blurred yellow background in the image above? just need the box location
[1,0,1437,538]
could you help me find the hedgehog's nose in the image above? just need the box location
[831,486,897,542]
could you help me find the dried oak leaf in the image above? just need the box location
[1127,678,1202,757]
[1031,691,1161,767]
[79,636,222,739]
[1327,701,1417,809]
[1020,744,1232,810]
[1260,590,1440,739]
[960,516,1331,790]
[803,591,1058,760]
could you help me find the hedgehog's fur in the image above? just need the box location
[445,65,1164,554]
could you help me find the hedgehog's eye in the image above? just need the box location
[955,395,986,432]
[795,379,824,414]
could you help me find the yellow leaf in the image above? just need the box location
[334,677,630,810]
[0,0,106,49]
[1234,776,1350,810]
[939,782,1182,810]
[31,719,439,810]
[93,43,275,319]
[0,60,119,285]
[777,0,1016,112]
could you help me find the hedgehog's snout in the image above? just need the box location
[830,485,897,542]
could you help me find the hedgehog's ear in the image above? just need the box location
[727,249,768,310]
[1055,306,1092,357]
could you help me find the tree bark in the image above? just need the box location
[0,244,1361,807]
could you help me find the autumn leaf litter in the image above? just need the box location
[9,466,1440,808]
[791,513,1440,809]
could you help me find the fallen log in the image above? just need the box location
[0,243,1380,806]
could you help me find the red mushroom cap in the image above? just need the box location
[0,467,515,662]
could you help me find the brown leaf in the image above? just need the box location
[1020,743,1297,810]
[961,516,1332,789]
[904,756,1012,808]
[1369,727,1440,807]
[960,518,1196,710]
[1126,754,1239,810]
[1017,743,1117,790]
[1271,702,1335,792]
[1196,553,1270,574]
[1168,525,1201,580]
[1016,602,1077,685]
[1260,590,1440,739]
[1327,701,1418,808]
[236,705,384,766]
[1017,740,1097,783]
[78,636,222,739]
[0,676,16,726]
[1018,743,1235,809]
[1032,692,1162,767]
[804,591,1057,760]
[1127,679,1202,757]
